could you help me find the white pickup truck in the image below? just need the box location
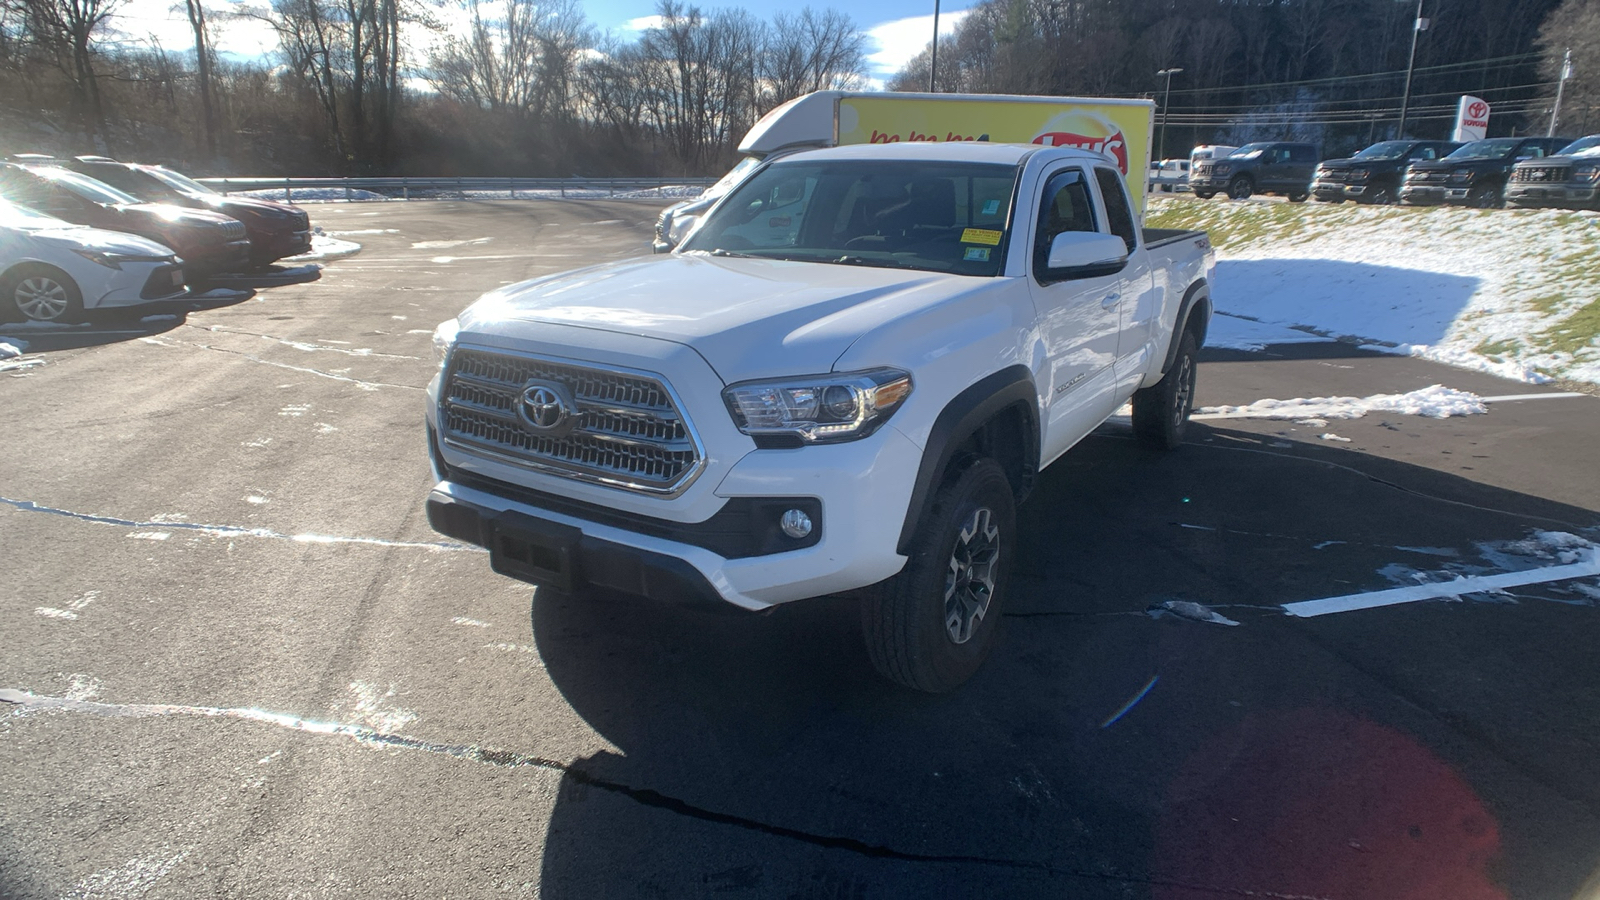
[425,142,1215,691]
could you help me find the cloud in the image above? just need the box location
[625,15,664,32]
[864,8,971,81]
[103,0,280,59]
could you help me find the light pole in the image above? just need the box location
[929,0,940,92]
[1549,48,1572,136]
[1156,67,1183,162]
[1397,0,1428,139]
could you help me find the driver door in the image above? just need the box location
[1028,167,1124,463]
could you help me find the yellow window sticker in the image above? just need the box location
[961,228,1003,246]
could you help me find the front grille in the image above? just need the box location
[1318,169,1349,184]
[292,210,309,230]
[219,220,247,241]
[1193,163,1212,178]
[1408,170,1448,184]
[440,347,703,495]
[140,263,185,298]
[1513,166,1570,183]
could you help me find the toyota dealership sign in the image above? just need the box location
[1452,96,1490,142]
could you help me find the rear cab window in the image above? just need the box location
[1092,168,1138,254]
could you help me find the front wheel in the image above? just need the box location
[861,458,1015,693]
[3,263,83,323]
[1226,177,1254,201]
[1287,190,1309,203]
[1363,185,1396,206]
[1468,185,1503,209]
[1132,331,1198,450]
[1193,190,1216,200]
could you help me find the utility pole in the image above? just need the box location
[1549,49,1572,137]
[1397,0,1427,139]
[929,0,940,92]
[1156,68,1183,161]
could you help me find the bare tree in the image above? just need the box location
[761,7,865,106]
[1537,0,1599,134]
[4,0,121,140]
[183,0,218,154]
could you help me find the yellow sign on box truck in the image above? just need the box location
[740,91,1155,211]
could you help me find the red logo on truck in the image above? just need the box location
[1032,131,1130,173]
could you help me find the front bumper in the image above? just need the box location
[249,227,314,263]
[1505,184,1599,208]
[1400,184,1448,205]
[85,260,186,309]
[179,238,253,275]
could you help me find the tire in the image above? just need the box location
[1226,177,1254,201]
[1287,190,1309,203]
[3,263,83,323]
[1194,190,1216,200]
[1314,196,1343,204]
[1468,185,1503,209]
[861,458,1015,693]
[1363,184,1396,206]
[1132,331,1198,451]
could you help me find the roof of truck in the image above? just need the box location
[770,142,1096,166]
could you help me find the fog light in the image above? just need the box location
[780,509,813,539]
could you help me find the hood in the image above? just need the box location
[36,224,175,256]
[457,254,999,381]
[1318,157,1356,169]
[194,194,303,219]
[1515,152,1596,166]
[118,203,237,229]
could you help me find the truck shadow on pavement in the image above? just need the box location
[1214,259,1480,348]
[528,426,1600,899]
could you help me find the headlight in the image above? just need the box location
[432,318,459,368]
[1213,163,1232,175]
[1576,164,1600,182]
[1350,168,1370,181]
[723,368,912,444]
[1450,168,1473,181]
[71,248,173,269]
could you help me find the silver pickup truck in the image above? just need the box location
[427,142,1214,691]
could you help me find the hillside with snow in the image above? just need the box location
[1147,197,1600,386]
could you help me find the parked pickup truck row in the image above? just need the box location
[425,141,1214,692]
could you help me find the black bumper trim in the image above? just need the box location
[426,492,738,611]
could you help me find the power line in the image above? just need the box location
[1162,51,1543,97]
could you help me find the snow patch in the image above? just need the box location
[282,234,362,261]
[0,338,26,358]
[1149,599,1240,626]
[1194,384,1487,421]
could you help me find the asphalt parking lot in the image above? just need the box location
[3,199,1598,899]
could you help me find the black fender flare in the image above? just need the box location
[896,365,1039,555]
[1159,278,1212,376]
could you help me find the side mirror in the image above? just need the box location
[1046,231,1128,276]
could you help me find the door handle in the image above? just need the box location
[1101,292,1121,309]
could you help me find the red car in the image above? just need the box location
[67,157,313,268]
[0,163,251,277]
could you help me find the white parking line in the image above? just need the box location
[1283,548,1600,618]
[1479,392,1589,403]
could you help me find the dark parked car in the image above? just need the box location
[0,164,250,276]
[1189,142,1319,201]
[1505,134,1600,211]
[1312,140,1460,205]
[66,157,312,267]
[1400,136,1572,208]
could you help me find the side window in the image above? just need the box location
[1291,146,1317,163]
[1516,143,1543,160]
[1413,146,1436,160]
[1093,167,1138,254]
[1032,169,1095,281]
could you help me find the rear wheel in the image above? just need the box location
[1226,177,1254,201]
[861,458,1015,693]
[1132,331,1198,450]
[3,264,83,324]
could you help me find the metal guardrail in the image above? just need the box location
[194,176,717,202]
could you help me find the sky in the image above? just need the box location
[102,0,976,86]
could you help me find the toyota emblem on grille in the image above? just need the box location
[517,381,575,434]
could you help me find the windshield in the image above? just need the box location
[1230,143,1272,159]
[147,166,218,196]
[1353,142,1412,160]
[0,198,74,229]
[37,167,141,204]
[682,159,1019,277]
[1445,139,1521,160]
[705,157,760,199]
[1557,135,1600,156]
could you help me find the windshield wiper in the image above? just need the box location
[708,248,757,258]
[831,255,921,270]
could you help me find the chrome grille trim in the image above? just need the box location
[1512,166,1570,183]
[440,345,706,497]
[220,220,248,241]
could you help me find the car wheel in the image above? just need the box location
[1364,185,1396,206]
[1315,196,1344,204]
[3,264,83,324]
[1288,190,1309,203]
[1194,191,1216,200]
[1468,185,1503,209]
[1226,177,1254,200]
[861,458,1015,693]
[1132,330,1198,451]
